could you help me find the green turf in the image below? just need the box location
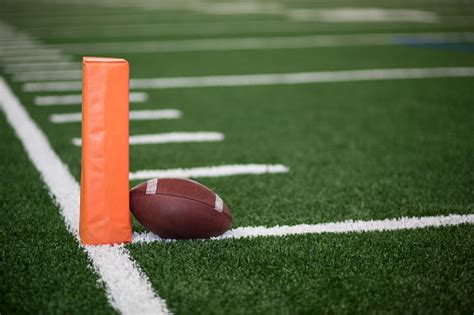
[129,225,474,314]
[1,0,474,313]
[0,111,116,314]
[17,78,474,228]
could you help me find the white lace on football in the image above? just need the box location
[215,194,224,212]
[145,178,158,194]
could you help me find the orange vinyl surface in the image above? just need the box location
[79,57,131,245]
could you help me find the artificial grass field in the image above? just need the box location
[1,0,474,313]
[0,111,115,314]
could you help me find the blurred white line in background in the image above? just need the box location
[288,8,439,23]
[72,132,224,146]
[35,92,149,106]
[0,34,36,41]
[24,81,81,92]
[0,48,63,57]
[22,67,474,92]
[129,164,290,180]
[128,67,474,89]
[16,13,174,26]
[52,32,474,54]
[0,43,46,51]
[24,17,451,39]
[4,61,80,73]
[0,37,40,44]
[1,54,73,64]
[13,70,82,82]
[50,109,181,123]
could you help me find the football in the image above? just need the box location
[130,178,233,239]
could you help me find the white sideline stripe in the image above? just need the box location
[129,164,290,180]
[13,69,82,82]
[50,109,181,123]
[72,132,224,146]
[132,214,474,244]
[52,32,474,54]
[0,77,170,314]
[22,67,474,92]
[35,92,149,106]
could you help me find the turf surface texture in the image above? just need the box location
[1,0,473,313]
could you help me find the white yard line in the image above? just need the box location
[0,77,170,315]
[0,40,41,49]
[1,54,73,64]
[0,48,63,58]
[129,164,290,180]
[24,80,81,92]
[72,131,224,146]
[13,69,82,82]
[35,92,149,106]
[0,43,45,51]
[0,34,36,41]
[133,213,474,243]
[52,32,474,54]
[22,19,446,39]
[129,67,474,89]
[287,8,439,23]
[23,67,474,92]
[50,109,181,123]
[0,35,36,42]
[18,13,170,26]
[4,61,80,73]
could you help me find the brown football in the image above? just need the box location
[130,178,232,239]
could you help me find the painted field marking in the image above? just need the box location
[129,164,290,181]
[23,67,474,92]
[1,54,73,64]
[287,8,439,23]
[0,34,36,42]
[13,69,82,82]
[72,132,225,146]
[129,67,474,89]
[4,61,80,73]
[17,8,439,35]
[0,40,41,49]
[35,92,149,106]
[51,32,474,54]
[50,109,181,123]
[0,34,36,41]
[0,48,63,58]
[18,13,171,26]
[133,213,474,244]
[0,77,170,315]
[0,43,45,52]
[24,81,81,92]
[22,19,445,39]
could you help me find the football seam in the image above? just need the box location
[131,192,232,221]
